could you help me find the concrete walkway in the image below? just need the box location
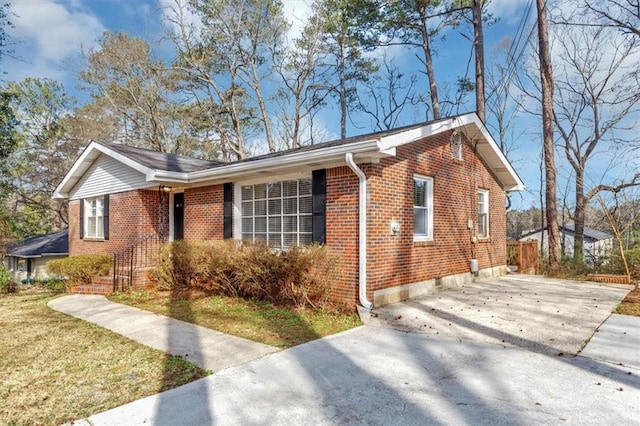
[48,295,279,372]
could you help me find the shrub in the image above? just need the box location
[38,277,66,293]
[152,240,340,308]
[0,266,14,294]
[47,254,112,290]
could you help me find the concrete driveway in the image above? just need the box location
[365,275,633,355]
[70,275,640,425]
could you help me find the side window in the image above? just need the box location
[414,176,434,241]
[84,197,104,238]
[477,189,489,239]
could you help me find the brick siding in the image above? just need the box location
[69,189,168,256]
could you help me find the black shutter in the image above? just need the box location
[103,194,110,240]
[79,199,84,239]
[223,183,233,239]
[312,169,326,244]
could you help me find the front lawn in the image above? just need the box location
[109,289,362,348]
[0,289,208,426]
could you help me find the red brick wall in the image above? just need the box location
[69,189,168,256]
[325,131,507,305]
[326,166,360,303]
[183,185,225,240]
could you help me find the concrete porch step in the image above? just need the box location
[70,284,113,295]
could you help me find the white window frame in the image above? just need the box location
[236,176,313,248]
[84,196,104,239]
[477,189,489,239]
[413,175,434,242]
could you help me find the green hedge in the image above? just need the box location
[152,240,341,308]
[47,254,112,290]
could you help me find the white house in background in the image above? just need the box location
[520,223,613,265]
[3,229,69,283]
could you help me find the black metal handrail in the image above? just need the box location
[112,234,162,292]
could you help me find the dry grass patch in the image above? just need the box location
[0,290,208,426]
[110,289,361,348]
[616,284,640,316]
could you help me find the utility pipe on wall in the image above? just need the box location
[345,153,373,309]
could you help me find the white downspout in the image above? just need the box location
[345,153,373,309]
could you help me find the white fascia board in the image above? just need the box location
[187,139,384,184]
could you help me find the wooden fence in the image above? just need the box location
[507,240,540,274]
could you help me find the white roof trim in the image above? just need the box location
[54,114,523,199]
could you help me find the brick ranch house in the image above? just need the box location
[53,113,524,308]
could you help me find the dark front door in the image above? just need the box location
[173,193,184,240]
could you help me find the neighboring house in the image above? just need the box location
[3,228,69,284]
[53,112,524,307]
[520,224,614,265]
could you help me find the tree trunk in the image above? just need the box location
[419,8,440,120]
[472,0,485,122]
[537,0,561,272]
[573,169,585,262]
[339,40,347,139]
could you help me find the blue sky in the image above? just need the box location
[4,0,602,211]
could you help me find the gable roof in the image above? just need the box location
[520,224,613,242]
[54,112,524,199]
[6,228,69,258]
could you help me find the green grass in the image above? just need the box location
[0,289,209,426]
[109,289,362,348]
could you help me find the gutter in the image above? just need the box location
[345,153,373,310]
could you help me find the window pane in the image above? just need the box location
[299,215,313,233]
[255,233,267,241]
[268,199,281,215]
[242,201,253,217]
[268,182,281,198]
[242,217,253,233]
[88,217,97,237]
[414,180,426,207]
[255,200,267,216]
[254,183,267,199]
[299,233,313,245]
[255,217,267,232]
[414,208,427,235]
[299,179,312,196]
[283,180,298,197]
[283,233,297,248]
[97,217,104,237]
[283,198,297,214]
[242,232,252,241]
[299,196,312,214]
[283,216,297,232]
[269,217,282,232]
[242,186,253,200]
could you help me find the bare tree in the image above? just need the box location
[537,0,561,271]
[552,23,640,262]
[355,53,418,131]
[165,0,287,159]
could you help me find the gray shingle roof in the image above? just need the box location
[96,114,473,171]
[7,228,69,258]
[99,142,222,173]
